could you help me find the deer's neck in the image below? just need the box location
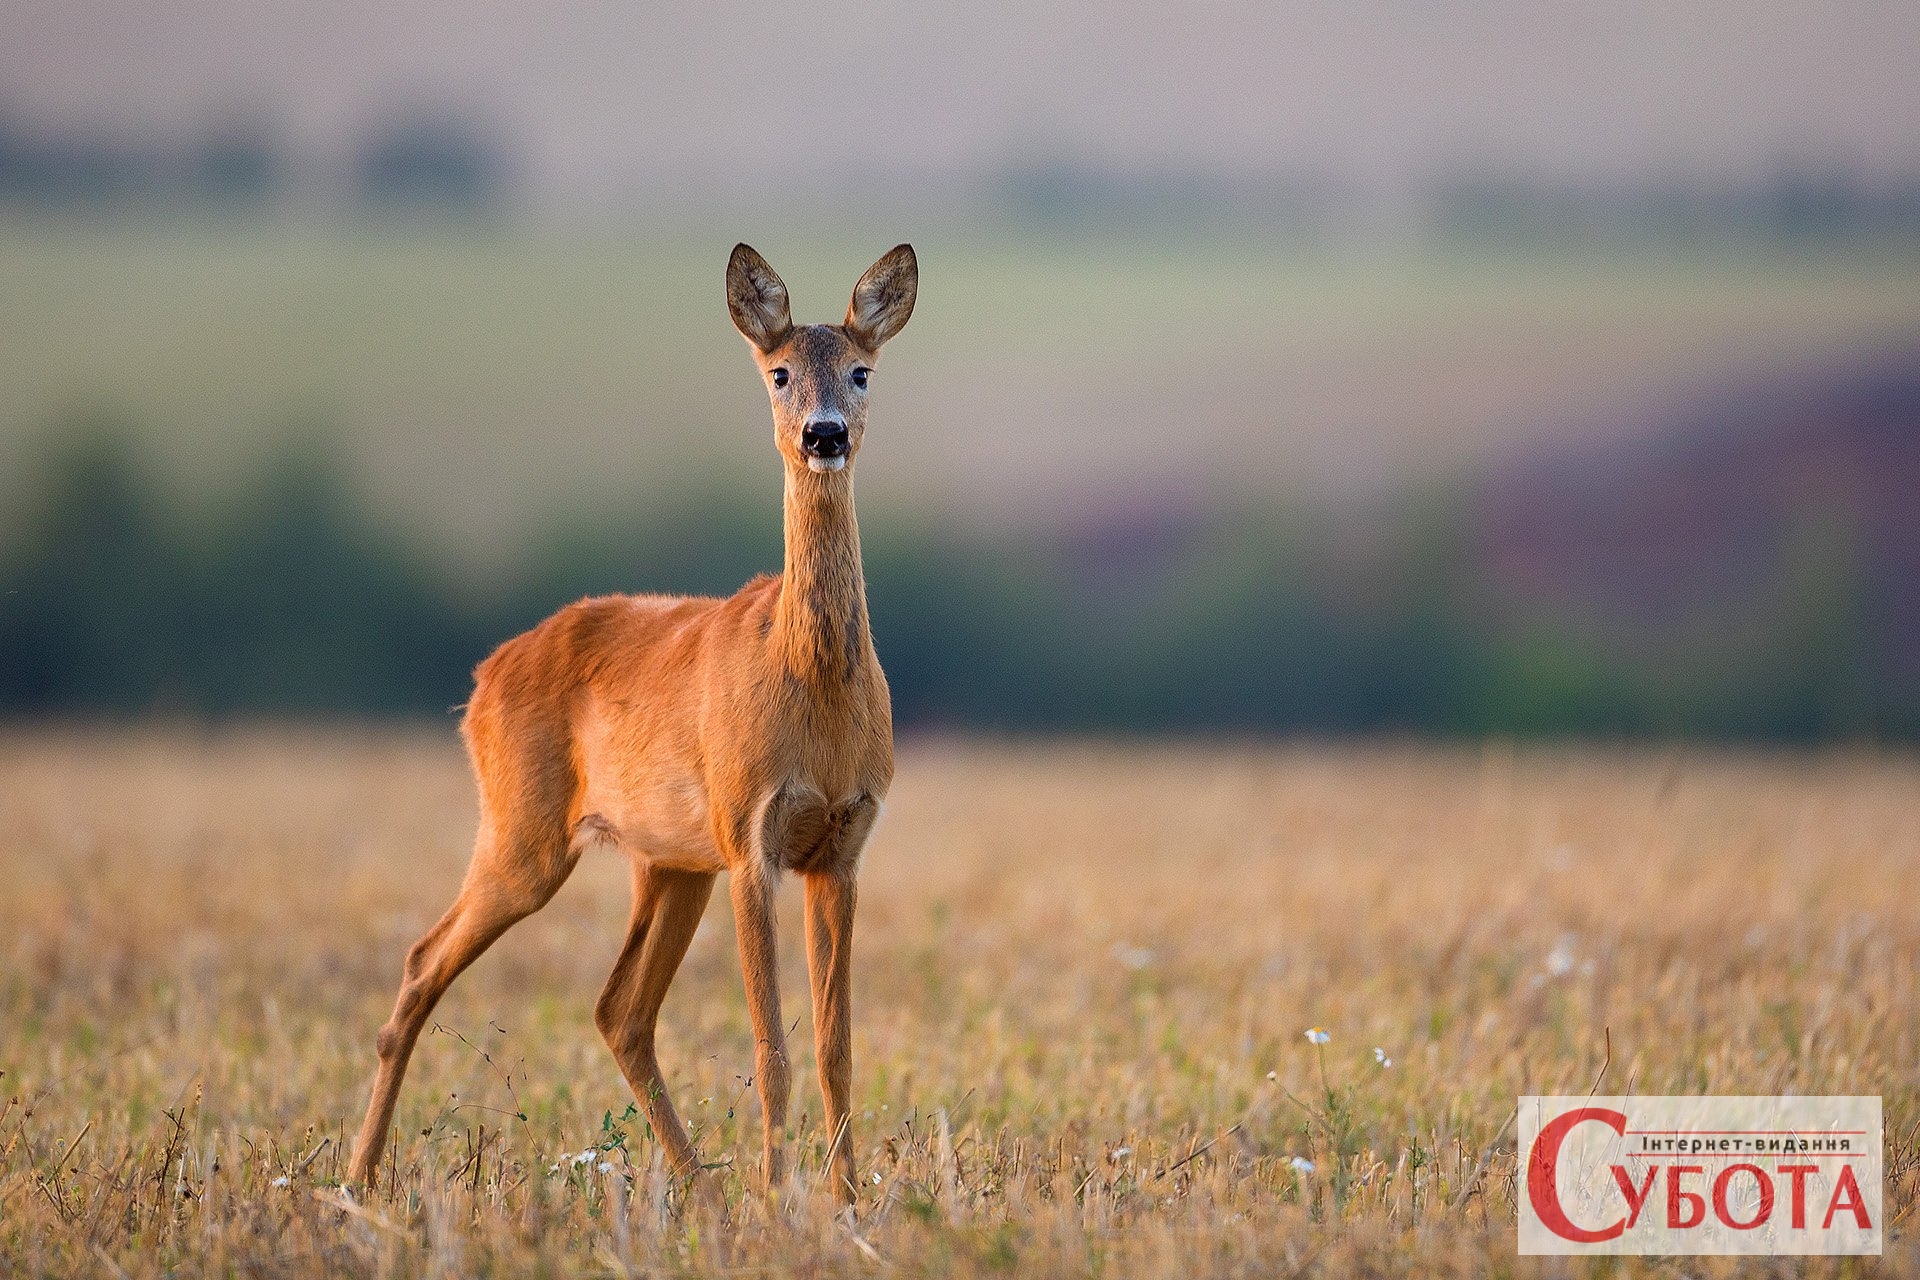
[771,468,870,685]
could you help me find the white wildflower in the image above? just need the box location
[1289,1156,1316,1174]
[1305,1027,1330,1045]
[1374,1047,1393,1068]
[270,1175,290,1188]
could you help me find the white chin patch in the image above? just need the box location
[806,455,848,474]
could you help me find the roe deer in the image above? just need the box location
[347,243,917,1205]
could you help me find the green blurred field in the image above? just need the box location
[5,225,1919,565]
[1,733,1915,1275]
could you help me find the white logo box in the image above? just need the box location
[1518,1096,1881,1255]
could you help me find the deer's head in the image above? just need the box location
[726,243,917,476]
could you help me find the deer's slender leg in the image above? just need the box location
[594,862,717,1178]
[803,868,858,1204]
[728,861,790,1189]
[348,823,577,1186]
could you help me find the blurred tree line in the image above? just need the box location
[7,98,1920,246]
[0,110,503,212]
[3,416,1914,738]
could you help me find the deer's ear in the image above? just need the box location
[845,244,917,351]
[727,243,792,352]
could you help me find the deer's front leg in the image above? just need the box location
[804,868,857,1204]
[729,861,790,1189]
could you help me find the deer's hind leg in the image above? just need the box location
[348,795,581,1186]
[594,861,717,1178]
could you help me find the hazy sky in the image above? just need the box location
[5,1,1919,215]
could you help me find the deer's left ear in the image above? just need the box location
[845,244,917,351]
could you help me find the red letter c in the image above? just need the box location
[1529,1107,1629,1243]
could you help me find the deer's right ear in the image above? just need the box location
[726,243,792,352]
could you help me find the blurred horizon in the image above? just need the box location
[3,3,1918,736]
[7,0,1920,222]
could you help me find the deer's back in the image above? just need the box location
[460,577,886,873]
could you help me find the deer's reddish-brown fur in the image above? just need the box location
[347,244,917,1205]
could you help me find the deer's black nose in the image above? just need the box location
[801,419,849,458]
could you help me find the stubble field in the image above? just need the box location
[0,731,1916,1276]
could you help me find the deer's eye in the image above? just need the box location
[850,367,870,389]
[771,368,789,388]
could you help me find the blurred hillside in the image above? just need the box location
[5,1,1919,735]
[3,229,1917,561]
[1,227,1917,737]
[1472,347,1920,736]
[5,337,1918,736]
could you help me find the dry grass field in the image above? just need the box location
[1,731,1916,1275]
